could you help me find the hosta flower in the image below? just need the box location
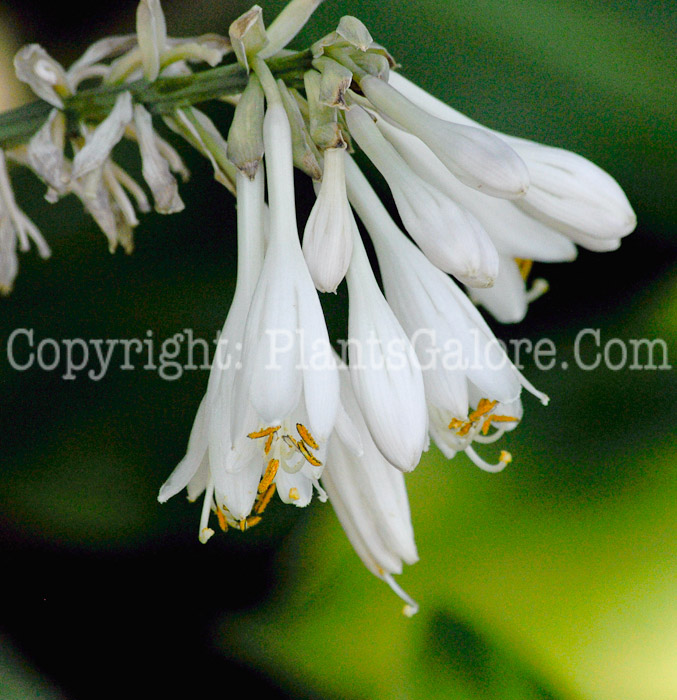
[387,71,636,250]
[344,206,428,472]
[345,154,548,471]
[302,145,355,293]
[158,170,266,537]
[322,365,419,615]
[345,104,499,288]
[354,70,531,199]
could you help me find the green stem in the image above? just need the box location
[0,50,313,149]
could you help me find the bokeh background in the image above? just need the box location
[0,1,675,698]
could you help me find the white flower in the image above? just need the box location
[302,146,355,293]
[159,169,270,536]
[345,154,548,471]
[387,71,636,249]
[322,365,419,616]
[376,116,577,264]
[358,73,531,199]
[233,102,339,446]
[344,199,428,472]
[217,101,340,516]
[345,104,499,288]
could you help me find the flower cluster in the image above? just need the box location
[2,0,636,613]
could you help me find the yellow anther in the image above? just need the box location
[469,399,497,422]
[246,515,262,529]
[448,418,465,430]
[296,423,319,450]
[239,519,247,532]
[515,258,533,280]
[457,421,474,437]
[288,487,300,501]
[255,483,276,515]
[216,508,229,532]
[264,431,275,455]
[481,414,519,435]
[258,458,279,494]
[499,450,513,464]
[297,440,322,467]
[248,425,281,440]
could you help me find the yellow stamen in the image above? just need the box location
[515,258,533,280]
[288,487,300,501]
[255,483,276,515]
[448,418,465,430]
[246,515,262,528]
[458,421,474,437]
[297,440,322,467]
[481,414,519,435]
[248,425,281,440]
[216,508,228,532]
[239,519,247,532]
[296,423,319,450]
[490,414,519,424]
[258,458,279,494]
[264,431,276,455]
[469,399,497,422]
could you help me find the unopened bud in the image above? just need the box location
[227,75,265,178]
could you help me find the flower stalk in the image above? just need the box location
[0,51,314,149]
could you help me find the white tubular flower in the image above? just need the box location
[72,92,134,180]
[345,105,499,288]
[345,156,522,411]
[345,155,548,471]
[0,150,51,294]
[322,365,419,616]
[507,138,636,242]
[344,205,428,472]
[302,146,355,293]
[388,71,636,248]
[232,101,339,503]
[132,104,185,214]
[160,169,271,535]
[376,117,577,264]
[358,73,530,199]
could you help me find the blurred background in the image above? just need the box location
[0,1,675,698]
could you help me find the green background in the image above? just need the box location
[0,1,675,698]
